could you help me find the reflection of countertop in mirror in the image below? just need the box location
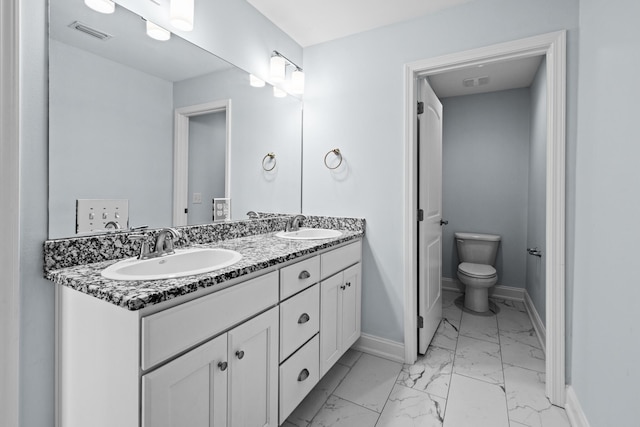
[46,230,363,311]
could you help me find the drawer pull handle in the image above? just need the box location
[218,361,228,371]
[298,270,311,280]
[297,369,310,382]
[236,350,245,360]
[298,313,310,324]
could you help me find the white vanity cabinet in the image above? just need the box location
[142,307,279,427]
[55,238,362,427]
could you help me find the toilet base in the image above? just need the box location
[464,286,490,313]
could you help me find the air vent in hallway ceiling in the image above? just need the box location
[462,76,490,87]
[68,21,113,41]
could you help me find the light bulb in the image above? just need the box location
[291,70,305,94]
[273,87,287,98]
[84,0,115,14]
[170,0,194,32]
[270,56,286,83]
[249,74,266,88]
[146,21,171,41]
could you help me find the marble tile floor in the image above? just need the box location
[284,290,570,427]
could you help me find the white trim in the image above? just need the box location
[403,31,567,406]
[524,290,546,354]
[565,386,592,427]
[353,333,405,363]
[173,99,232,226]
[0,0,20,425]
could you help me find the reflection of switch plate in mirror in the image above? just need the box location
[76,199,129,234]
[193,193,202,204]
[213,198,230,222]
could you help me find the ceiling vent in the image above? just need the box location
[462,76,490,87]
[68,21,113,41]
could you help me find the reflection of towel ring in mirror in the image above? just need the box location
[324,148,343,170]
[262,152,276,171]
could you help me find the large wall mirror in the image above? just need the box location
[48,0,303,239]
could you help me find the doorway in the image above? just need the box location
[404,31,567,406]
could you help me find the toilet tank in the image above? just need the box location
[455,232,501,266]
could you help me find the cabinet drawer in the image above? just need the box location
[321,240,362,279]
[280,284,319,362]
[280,256,320,300]
[141,271,278,370]
[279,335,320,425]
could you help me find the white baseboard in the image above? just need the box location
[524,290,546,354]
[565,386,591,427]
[441,277,525,301]
[353,333,405,364]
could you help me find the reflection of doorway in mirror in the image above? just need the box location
[188,111,226,225]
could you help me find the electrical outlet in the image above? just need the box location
[212,198,230,222]
[76,199,129,234]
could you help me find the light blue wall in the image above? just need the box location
[187,111,226,225]
[572,0,640,424]
[526,58,547,324]
[49,41,174,237]
[18,1,301,425]
[303,0,579,344]
[441,89,531,289]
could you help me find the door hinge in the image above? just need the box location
[417,209,424,222]
[417,101,424,115]
[418,315,424,329]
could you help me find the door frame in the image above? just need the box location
[173,99,231,226]
[403,31,566,406]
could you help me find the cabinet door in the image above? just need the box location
[228,307,279,427]
[341,263,361,350]
[320,272,343,376]
[142,334,228,427]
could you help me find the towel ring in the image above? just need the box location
[324,148,343,170]
[262,152,276,171]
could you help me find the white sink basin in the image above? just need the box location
[101,248,242,281]
[275,228,343,240]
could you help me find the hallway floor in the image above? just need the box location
[284,290,571,427]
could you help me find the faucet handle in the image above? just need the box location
[128,234,152,259]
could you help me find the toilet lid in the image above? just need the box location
[458,262,497,278]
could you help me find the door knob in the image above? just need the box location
[298,313,310,324]
[218,361,228,371]
[440,219,449,226]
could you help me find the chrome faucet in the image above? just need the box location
[246,211,260,219]
[129,227,182,260]
[286,215,306,232]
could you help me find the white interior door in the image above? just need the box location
[417,77,444,354]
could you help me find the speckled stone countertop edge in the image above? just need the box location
[46,230,364,311]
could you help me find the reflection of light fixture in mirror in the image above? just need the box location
[170,0,194,31]
[84,0,115,14]
[273,87,287,98]
[270,55,286,83]
[250,74,266,87]
[146,21,171,41]
[291,69,305,94]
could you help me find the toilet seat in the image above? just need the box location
[457,262,496,279]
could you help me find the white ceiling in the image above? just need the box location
[246,0,474,47]
[428,55,544,98]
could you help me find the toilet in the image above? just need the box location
[455,232,501,313]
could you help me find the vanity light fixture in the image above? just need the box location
[170,0,194,31]
[84,0,115,14]
[249,74,266,87]
[270,50,304,95]
[273,87,287,98]
[146,21,171,41]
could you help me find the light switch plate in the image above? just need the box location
[212,198,230,222]
[76,199,129,234]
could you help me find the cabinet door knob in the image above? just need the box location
[298,270,311,280]
[298,313,310,324]
[346,282,351,287]
[297,368,310,382]
[340,285,346,290]
[218,361,228,371]
[236,350,245,360]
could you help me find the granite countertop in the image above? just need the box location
[46,230,363,311]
